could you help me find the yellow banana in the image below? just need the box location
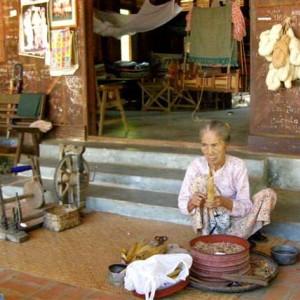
[132,243,167,261]
[123,240,148,263]
[122,239,168,263]
[167,267,181,279]
[125,242,140,263]
[121,252,127,262]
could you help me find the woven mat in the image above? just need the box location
[0,212,297,299]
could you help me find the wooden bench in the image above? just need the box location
[171,68,241,110]
[0,93,46,166]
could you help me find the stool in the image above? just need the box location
[97,83,129,136]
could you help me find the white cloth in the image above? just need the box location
[93,0,182,39]
[124,253,192,300]
[29,120,52,133]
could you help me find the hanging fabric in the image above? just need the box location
[231,1,246,41]
[185,1,246,42]
[93,0,182,39]
[188,4,238,67]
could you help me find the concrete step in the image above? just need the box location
[38,144,267,175]
[37,158,185,194]
[5,141,300,190]
[263,189,300,241]
[14,143,268,211]
[3,176,300,241]
[16,144,270,211]
[18,155,265,201]
[37,143,268,188]
[4,142,299,242]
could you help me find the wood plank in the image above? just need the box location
[257,1,300,8]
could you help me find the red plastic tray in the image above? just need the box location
[132,278,189,299]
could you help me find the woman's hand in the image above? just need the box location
[188,192,206,212]
[205,196,233,211]
[204,195,222,209]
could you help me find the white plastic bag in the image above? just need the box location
[124,253,193,300]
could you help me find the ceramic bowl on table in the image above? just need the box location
[271,245,299,265]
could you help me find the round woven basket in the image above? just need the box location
[189,235,250,283]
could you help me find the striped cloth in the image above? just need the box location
[188,4,238,67]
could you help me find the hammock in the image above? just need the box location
[93,0,182,39]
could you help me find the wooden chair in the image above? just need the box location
[169,62,201,110]
[139,77,172,113]
[0,93,46,166]
[138,52,183,113]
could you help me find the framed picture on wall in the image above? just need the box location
[19,0,50,58]
[50,0,77,28]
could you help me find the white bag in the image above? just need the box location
[124,253,193,300]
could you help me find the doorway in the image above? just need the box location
[86,0,250,149]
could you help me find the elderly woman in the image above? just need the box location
[178,120,276,242]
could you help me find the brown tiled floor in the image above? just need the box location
[1,248,300,300]
[0,212,299,300]
[0,268,124,300]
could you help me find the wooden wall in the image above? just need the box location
[0,0,90,141]
[4,0,300,155]
[249,0,300,154]
[0,0,185,142]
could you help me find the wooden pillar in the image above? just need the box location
[99,1,121,64]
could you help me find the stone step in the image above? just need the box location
[39,143,267,179]
[13,143,269,226]
[3,177,300,241]
[38,158,186,194]
[18,156,266,197]
[40,141,300,191]
[38,144,267,178]
[5,142,299,242]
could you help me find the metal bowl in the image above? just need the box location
[271,245,299,266]
[108,264,127,286]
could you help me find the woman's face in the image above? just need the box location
[200,130,227,171]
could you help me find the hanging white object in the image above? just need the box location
[93,0,182,39]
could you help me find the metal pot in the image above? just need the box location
[108,264,127,286]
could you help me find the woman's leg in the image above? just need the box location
[226,188,277,239]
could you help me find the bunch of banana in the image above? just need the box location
[121,240,168,264]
